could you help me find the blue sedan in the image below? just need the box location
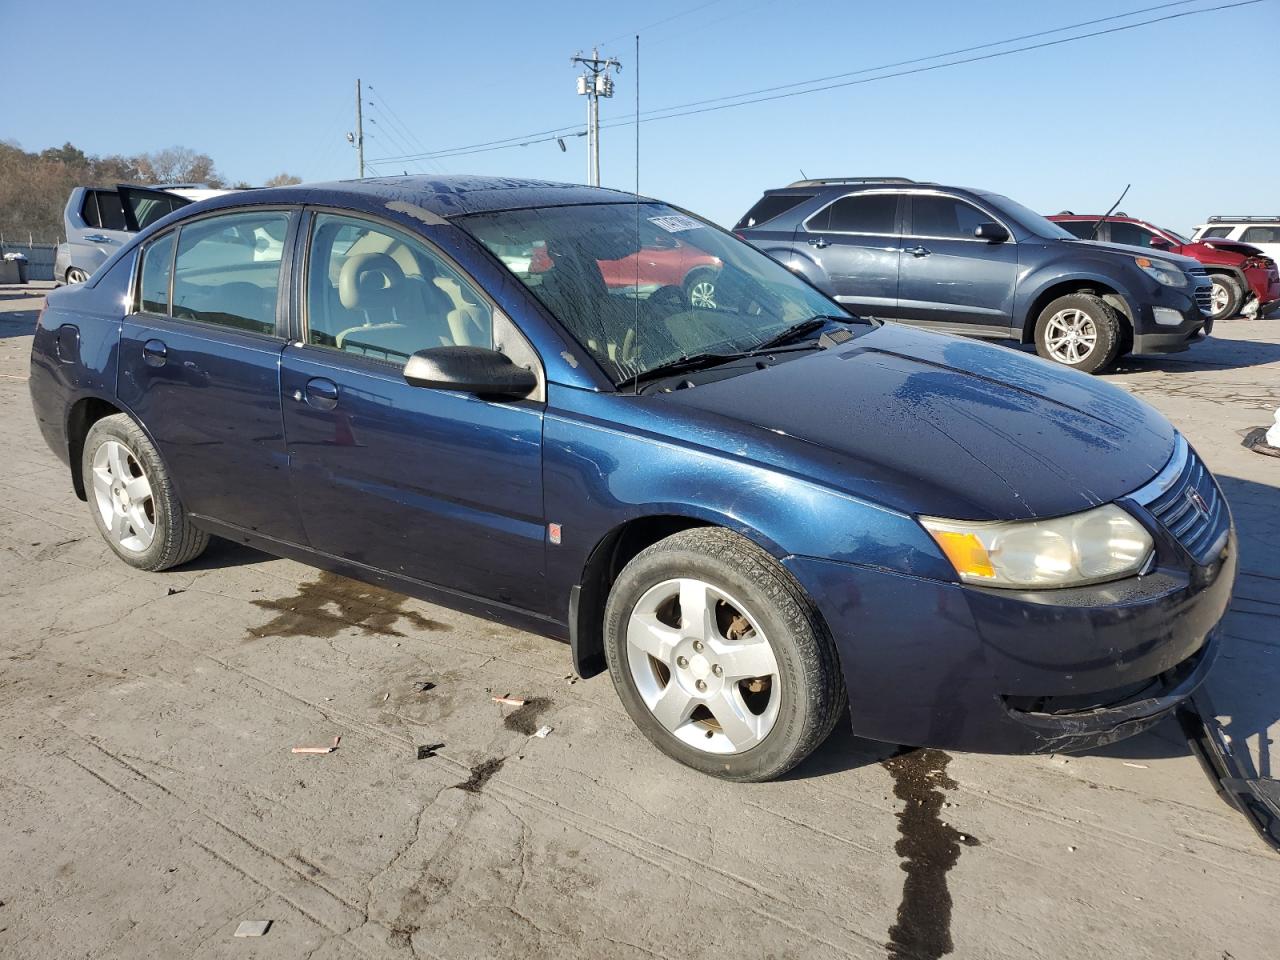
[27,176,1235,780]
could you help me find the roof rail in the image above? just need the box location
[1206,215,1280,223]
[785,177,916,188]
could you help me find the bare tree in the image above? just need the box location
[263,173,303,187]
[137,146,222,187]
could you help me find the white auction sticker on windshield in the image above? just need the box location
[648,214,702,233]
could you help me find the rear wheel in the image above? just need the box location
[604,527,846,781]
[82,414,208,571]
[1033,293,1123,374]
[684,268,718,310]
[1207,274,1243,321]
[66,267,89,284]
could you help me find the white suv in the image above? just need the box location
[1191,216,1280,265]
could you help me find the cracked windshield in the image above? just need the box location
[461,202,845,382]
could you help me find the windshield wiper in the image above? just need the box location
[749,316,842,352]
[615,351,742,392]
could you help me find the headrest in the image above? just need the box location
[339,253,406,309]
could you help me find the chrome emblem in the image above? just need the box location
[1185,488,1210,520]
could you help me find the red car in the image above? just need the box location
[1050,213,1280,321]
[530,234,722,308]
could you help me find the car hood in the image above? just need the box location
[664,323,1176,521]
[1191,238,1265,260]
[1063,238,1203,271]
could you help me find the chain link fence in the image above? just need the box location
[0,237,59,281]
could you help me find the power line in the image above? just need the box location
[599,0,730,45]
[366,83,448,173]
[369,0,1262,164]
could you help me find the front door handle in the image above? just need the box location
[807,237,829,249]
[142,339,167,367]
[906,245,931,258]
[303,377,339,411]
[85,234,114,244]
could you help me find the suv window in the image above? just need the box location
[171,211,290,335]
[1057,220,1096,240]
[1242,226,1280,244]
[808,193,898,234]
[137,232,175,315]
[735,194,813,229]
[910,195,989,239]
[81,190,126,231]
[1108,221,1160,247]
[1202,227,1233,238]
[306,213,492,362]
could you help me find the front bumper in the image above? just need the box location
[1129,293,1209,355]
[784,528,1236,754]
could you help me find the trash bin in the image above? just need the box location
[2,252,29,284]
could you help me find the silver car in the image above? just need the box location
[54,184,229,284]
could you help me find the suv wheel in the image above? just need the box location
[1207,274,1242,321]
[684,268,718,309]
[1033,293,1123,373]
[604,527,846,781]
[66,267,89,284]
[82,414,209,571]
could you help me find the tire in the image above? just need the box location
[684,268,718,310]
[1207,274,1243,322]
[81,414,209,572]
[603,527,846,781]
[1033,293,1123,374]
[66,267,89,284]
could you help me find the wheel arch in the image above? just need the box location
[1019,277,1132,344]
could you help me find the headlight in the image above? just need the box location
[1135,255,1188,288]
[920,504,1153,589]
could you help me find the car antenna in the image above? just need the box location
[633,33,642,396]
[799,167,808,180]
[1091,183,1131,240]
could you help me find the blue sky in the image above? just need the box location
[4,0,1277,231]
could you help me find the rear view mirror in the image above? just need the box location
[403,346,537,399]
[974,222,1010,243]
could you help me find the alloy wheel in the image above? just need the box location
[626,577,780,754]
[1210,281,1231,317]
[91,439,156,553]
[66,267,89,284]
[1044,308,1098,365]
[689,280,717,309]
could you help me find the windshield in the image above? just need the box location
[1164,227,1192,244]
[459,202,848,384]
[978,192,1076,240]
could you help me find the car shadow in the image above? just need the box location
[181,536,275,571]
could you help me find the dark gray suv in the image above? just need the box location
[736,178,1214,373]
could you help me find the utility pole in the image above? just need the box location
[352,78,365,178]
[572,48,621,186]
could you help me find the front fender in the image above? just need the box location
[1014,261,1139,334]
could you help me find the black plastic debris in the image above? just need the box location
[1242,427,1280,459]
[416,743,444,760]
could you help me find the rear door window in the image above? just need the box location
[137,232,175,315]
[735,194,813,229]
[171,211,291,335]
[1108,221,1160,247]
[1242,226,1280,244]
[812,193,898,234]
[1057,220,1096,240]
[909,195,988,239]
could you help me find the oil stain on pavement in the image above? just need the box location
[882,747,979,960]
[248,571,449,639]
[502,697,553,735]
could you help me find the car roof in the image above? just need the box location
[197,174,641,219]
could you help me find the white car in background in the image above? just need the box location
[54,184,234,284]
[1191,216,1280,266]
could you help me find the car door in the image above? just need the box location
[280,210,546,612]
[896,193,1019,335]
[798,192,902,314]
[116,207,307,542]
[67,189,132,276]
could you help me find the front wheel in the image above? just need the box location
[683,268,718,310]
[604,528,846,781]
[66,267,89,284]
[1033,293,1123,373]
[82,414,209,571]
[1207,274,1242,321]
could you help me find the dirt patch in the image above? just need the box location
[882,747,974,960]
[248,571,448,639]
[455,757,505,793]
[502,697,552,735]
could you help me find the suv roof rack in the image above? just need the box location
[785,177,916,188]
[1207,215,1280,223]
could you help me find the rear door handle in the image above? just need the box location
[142,339,167,367]
[85,234,114,244]
[906,245,931,257]
[807,237,829,249]
[302,377,339,411]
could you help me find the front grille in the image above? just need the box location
[1131,437,1229,564]
[1188,268,1214,315]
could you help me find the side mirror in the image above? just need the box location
[403,346,536,399]
[1148,236,1172,249]
[974,222,1010,243]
